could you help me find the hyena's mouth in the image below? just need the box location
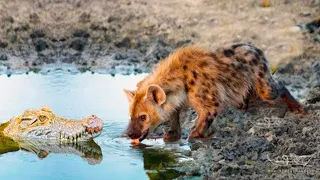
[139,129,149,142]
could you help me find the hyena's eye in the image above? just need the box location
[140,115,146,121]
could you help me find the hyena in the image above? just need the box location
[124,43,305,142]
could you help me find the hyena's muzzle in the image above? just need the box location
[126,120,149,142]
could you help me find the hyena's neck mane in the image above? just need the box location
[138,47,208,121]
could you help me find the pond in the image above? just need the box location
[0,70,198,180]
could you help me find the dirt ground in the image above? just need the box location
[0,0,320,179]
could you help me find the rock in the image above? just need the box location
[18,23,30,31]
[90,23,100,31]
[309,61,320,88]
[30,29,46,38]
[79,12,90,23]
[36,55,56,64]
[34,39,47,52]
[104,34,112,43]
[69,39,86,51]
[277,63,294,74]
[0,54,8,61]
[306,87,320,104]
[212,149,224,162]
[107,16,117,23]
[259,151,269,161]
[76,59,88,66]
[4,16,14,23]
[29,13,40,23]
[115,37,131,48]
[114,53,128,60]
[73,30,90,38]
[306,18,320,33]
[155,48,171,61]
[0,40,8,48]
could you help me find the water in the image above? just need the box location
[0,71,197,180]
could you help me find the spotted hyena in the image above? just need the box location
[123,43,305,142]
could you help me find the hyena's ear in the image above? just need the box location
[123,89,135,103]
[146,85,166,105]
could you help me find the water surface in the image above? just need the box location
[0,71,196,180]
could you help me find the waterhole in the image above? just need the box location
[0,70,198,180]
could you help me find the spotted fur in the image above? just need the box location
[124,43,305,140]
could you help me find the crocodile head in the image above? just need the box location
[2,106,103,142]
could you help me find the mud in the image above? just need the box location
[1,0,320,179]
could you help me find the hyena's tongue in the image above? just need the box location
[131,139,140,144]
[138,129,149,142]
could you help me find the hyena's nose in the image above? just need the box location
[127,130,140,139]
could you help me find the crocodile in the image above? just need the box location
[0,106,104,142]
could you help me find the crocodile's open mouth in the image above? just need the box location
[59,115,103,142]
[59,126,103,142]
[138,129,149,142]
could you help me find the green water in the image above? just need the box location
[0,71,197,180]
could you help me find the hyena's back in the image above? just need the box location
[151,43,275,110]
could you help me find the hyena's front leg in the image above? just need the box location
[163,108,181,142]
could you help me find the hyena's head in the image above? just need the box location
[123,85,166,141]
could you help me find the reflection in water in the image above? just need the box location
[17,140,103,165]
[130,143,200,180]
[0,134,103,165]
[143,148,185,180]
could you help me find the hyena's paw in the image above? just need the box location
[188,129,211,143]
[189,129,204,138]
[163,130,180,142]
[288,103,307,115]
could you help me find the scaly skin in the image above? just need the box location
[1,106,104,142]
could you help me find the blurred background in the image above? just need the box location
[0,0,319,75]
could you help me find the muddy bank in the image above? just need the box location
[173,48,320,179]
[0,0,319,75]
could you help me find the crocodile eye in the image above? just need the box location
[39,115,47,122]
[140,115,146,121]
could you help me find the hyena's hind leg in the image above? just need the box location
[189,105,222,138]
[276,82,306,114]
[255,75,306,114]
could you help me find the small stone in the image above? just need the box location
[79,12,90,23]
[73,30,90,38]
[307,87,320,104]
[265,132,274,142]
[114,53,128,60]
[107,16,117,23]
[30,29,45,38]
[259,151,269,161]
[70,39,86,51]
[34,39,47,52]
[29,13,40,23]
[248,127,255,135]
[302,127,312,135]
[115,37,131,48]
[0,54,8,61]
[0,40,8,48]
[4,16,14,23]
[90,23,100,30]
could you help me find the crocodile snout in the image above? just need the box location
[83,115,103,136]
